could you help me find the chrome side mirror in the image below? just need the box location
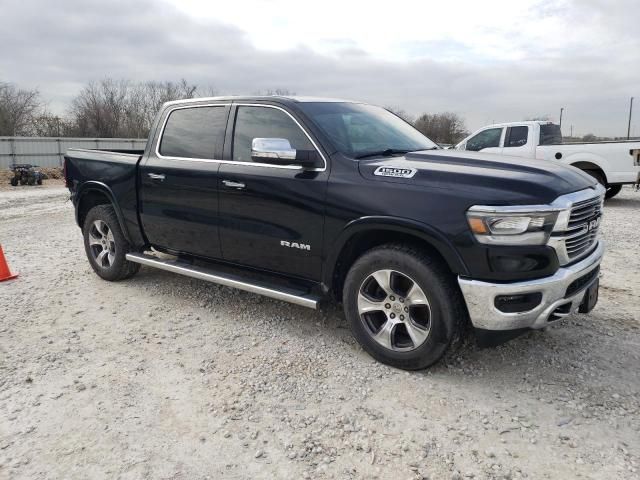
[251,138,297,163]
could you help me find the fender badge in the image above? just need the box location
[373,166,417,178]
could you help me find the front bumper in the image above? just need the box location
[458,240,604,331]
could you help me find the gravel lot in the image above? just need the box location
[1,183,638,479]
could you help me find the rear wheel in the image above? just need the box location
[83,205,140,281]
[584,170,620,200]
[605,184,622,199]
[343,244,465,370]
[10,177,18,186]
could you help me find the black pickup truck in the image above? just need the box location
[64,96,605,370]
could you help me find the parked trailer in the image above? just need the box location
[0,137,147,169]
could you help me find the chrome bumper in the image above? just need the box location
[458,240,604,331]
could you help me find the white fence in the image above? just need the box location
[0,137,147,169]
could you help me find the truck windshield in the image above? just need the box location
[539,124,562,145]
[298,102,437,158]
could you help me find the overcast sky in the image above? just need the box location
[1,0,638,136]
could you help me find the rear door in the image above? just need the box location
[139,103,230,258]
[217,103,329,281]
[463,127,504,154]
[502,125,531,158]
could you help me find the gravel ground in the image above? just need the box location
[0,185,638,479]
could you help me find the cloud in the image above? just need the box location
[1,0,638,136]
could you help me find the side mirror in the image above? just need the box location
[251,138,319,167]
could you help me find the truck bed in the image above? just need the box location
[65,148,144,164]
[64,148,145,246]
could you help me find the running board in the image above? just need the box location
[126,253,319,309]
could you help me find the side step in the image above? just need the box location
[126,253,320,309]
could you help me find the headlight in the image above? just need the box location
[467,206,559,245]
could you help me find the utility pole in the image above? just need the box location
[570,125,573,138]
[559,107,564,130]
[627,97,634,140]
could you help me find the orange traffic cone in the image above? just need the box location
[0,245,18,282]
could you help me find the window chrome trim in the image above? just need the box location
[155,102,327,172]
[155,103,228,164]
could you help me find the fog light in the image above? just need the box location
[494,292,542,313]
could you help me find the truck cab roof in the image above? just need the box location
[474,120,557,130]
[162,95,357,108]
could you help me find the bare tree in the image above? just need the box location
[68,79,129,137]
[138,79,198,135]
[197,85,219,98]
[0,82,44,135]
[256,88,296,96]
[385,106,414,123]
[413,112,468,145]
[67,78,199,138]
[30,113,69,137]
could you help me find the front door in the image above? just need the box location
[139,104,230,258]
[217,104,329,280]
[464,127,504,154]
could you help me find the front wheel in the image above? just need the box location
[343,244,465,370]
[83,205,140,281]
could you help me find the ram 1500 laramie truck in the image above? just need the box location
[455,121,640,199]
[64,97,605,370]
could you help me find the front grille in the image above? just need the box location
[565,195,602,260]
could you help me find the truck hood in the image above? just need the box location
[357,149,597,205]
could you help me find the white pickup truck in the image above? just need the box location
[455,121,640,199]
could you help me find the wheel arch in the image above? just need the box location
[76,182,131,242]
[568,159,608,184]
[323,217,469,301]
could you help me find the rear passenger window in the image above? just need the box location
[505,126,528,147]
[159,106,227,159]
[233,106,314,162]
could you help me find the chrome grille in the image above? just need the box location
[565,195,603,260]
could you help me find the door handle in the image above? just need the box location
[148,173,165,181]
[222,180,246,190]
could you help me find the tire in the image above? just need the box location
[605,184,622,199]
[36,178,43,185]
[585,169,605,187]
[343,244,465,370]
[82,205,140,281]
[10,177,18,186]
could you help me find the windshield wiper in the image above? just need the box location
[355,148,412,159]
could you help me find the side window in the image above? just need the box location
[539,124,563,145]
[505,126,528,147]
[159,106,227,159]
[466,128,503,151]
[233,106,314,162]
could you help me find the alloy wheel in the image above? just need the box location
[357,269,432,352]
[88,220,116,268]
